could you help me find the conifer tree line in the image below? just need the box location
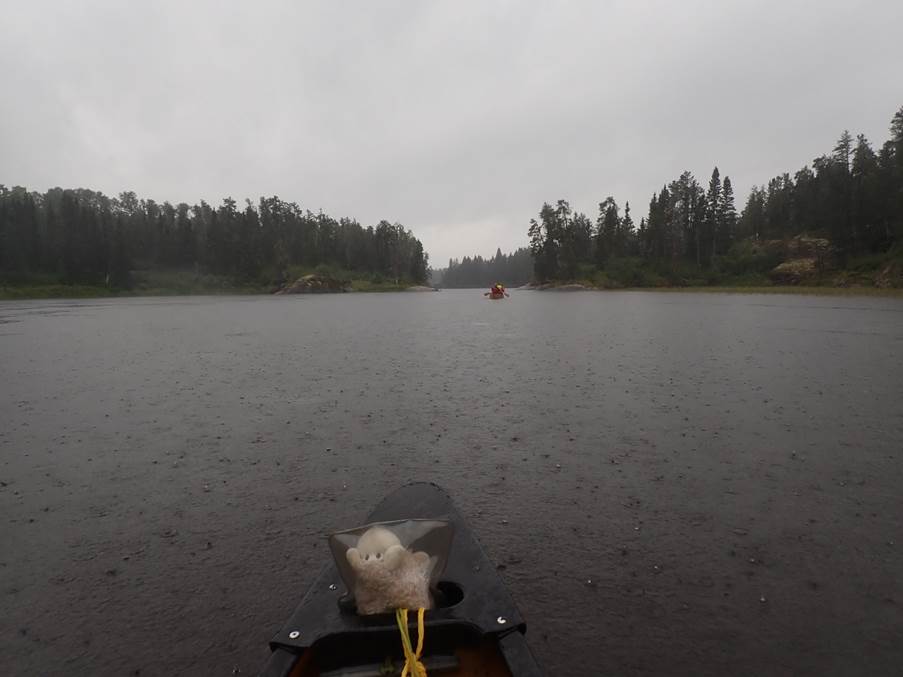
[438,247,533,288]
[0,189,429,287]
[528,106,903,281]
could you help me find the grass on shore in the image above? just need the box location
[616,285,903,297]
[346,279,412,292]
[0,266,420,300]
[0,284,120,300]
[0,272,270,300]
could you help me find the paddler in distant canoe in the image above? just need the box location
[484,283,509,299]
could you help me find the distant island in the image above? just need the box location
[0,191,429,299]
[430,247,533,289]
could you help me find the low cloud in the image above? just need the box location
[2,0,901,265]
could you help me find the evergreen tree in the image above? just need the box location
[889,107,903,243]
[791,166,818,235]
[595,197,619,264]
[720,177,737,253]
[763,174,794,240]
[555,200,579,279]
[668,172,702,263]
[572,213,594,264]
[851,134,880,251]
[529,202,562,282]
[621,202,636,255]
[833,130,853,172]
[738,186,765,241]
[706,167,722,263]
[832,130,855,256]
[636,216,648,257]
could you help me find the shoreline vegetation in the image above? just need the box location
[524,282,903,297]
[3,242,903,300]
[0,267,429,300]
[4,278,903,300]
[525,106,903,296]
[518,239,903,296]
[0,187,431,300]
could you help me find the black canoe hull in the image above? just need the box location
[260,482,543,676]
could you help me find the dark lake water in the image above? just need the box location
[2,290,902,676]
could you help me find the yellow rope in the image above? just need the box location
[395,607,427,677]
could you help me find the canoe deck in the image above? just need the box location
[260,483,542,677]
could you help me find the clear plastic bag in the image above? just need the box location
[329,519,454,615]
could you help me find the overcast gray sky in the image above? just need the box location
[1,1,901,266]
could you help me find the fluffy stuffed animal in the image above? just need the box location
[346,526,432,615]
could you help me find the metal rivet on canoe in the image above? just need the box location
[288,630,300,639]
[328,583,337,590]
[496,616,508,625]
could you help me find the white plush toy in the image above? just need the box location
[346,526,432,615]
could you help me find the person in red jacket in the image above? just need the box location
[485,283,509,298]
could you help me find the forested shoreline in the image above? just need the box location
[4,107,902,298]
[0,189,429,296]
[526,106,903,289]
